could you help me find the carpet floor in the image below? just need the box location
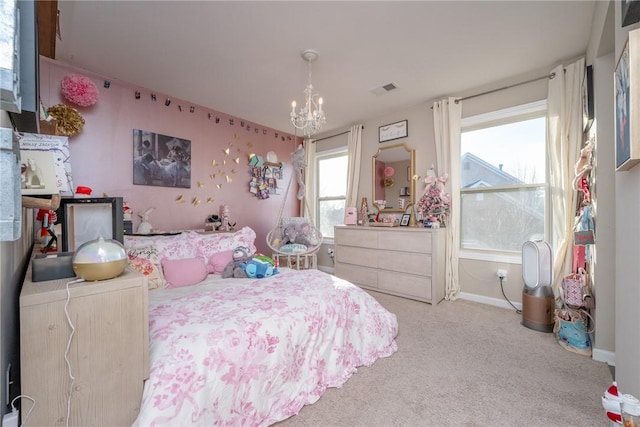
[276,291,613,427]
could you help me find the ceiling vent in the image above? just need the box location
[370,83,398,95]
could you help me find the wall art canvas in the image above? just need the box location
[615,29,640,171]
[133,129,191,188]
[15,132,74,195]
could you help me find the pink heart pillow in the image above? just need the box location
[161,257,208,288]
[208,250,234,274]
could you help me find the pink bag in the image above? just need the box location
[562,268,587,307]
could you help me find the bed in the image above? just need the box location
[126,229,398,426]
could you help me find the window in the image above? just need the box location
[316,149,348,239]
[460,100,547,259]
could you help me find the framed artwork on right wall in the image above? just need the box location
[615,28,640,171]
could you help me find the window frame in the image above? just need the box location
[314,147,348,242]
[458,100,549,264]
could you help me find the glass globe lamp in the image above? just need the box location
[72,237,128,281]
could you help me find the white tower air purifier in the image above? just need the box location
[521,240,555,332]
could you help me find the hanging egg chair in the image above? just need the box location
[266,144,322,256]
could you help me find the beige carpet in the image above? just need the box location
[277,291,612,427]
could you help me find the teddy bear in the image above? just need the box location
[221,246,252,278]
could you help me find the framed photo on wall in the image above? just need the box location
[379,120,408,143]
[582,65,594,132]
[622,0,640,27]
[615,28,640,171]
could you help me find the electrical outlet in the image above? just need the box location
[2,410,18,427]
[327,248,335,256]
[496,269,507,280]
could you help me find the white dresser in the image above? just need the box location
[334,225,445,304]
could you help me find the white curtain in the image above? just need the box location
[433,97,462,300]
[301,137,317,219]
[345,124,363,207]
[547,58,585,293]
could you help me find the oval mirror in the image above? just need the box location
[372,143,415,213]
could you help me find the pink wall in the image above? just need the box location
[39,57,301,255]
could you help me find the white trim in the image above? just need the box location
[459,291,522,311]
[318,265,334,274]
[462,99,547,131]
[592,348,616,367]
[459,250,522,264]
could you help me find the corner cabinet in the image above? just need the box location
[19,266,149,426]
[334,225,445,304]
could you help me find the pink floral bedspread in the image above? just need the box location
[133,268,398,426]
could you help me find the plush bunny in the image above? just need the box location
[572,140,593,191]
[291,144,307,200]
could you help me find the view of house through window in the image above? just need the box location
[316,150,348,239]
[460,100,547,255]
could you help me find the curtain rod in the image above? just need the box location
[312,125,364,143]
[455,72,556,104]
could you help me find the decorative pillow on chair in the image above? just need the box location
[162,257,209,288]
[127,246,166,290]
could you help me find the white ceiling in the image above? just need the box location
[55,1,596,135]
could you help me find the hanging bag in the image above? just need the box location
[554,291,594,357]
[562,267,589,307]
[574,205,595,245]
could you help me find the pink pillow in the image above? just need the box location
[161,257,208,288]
[208,250,233,274]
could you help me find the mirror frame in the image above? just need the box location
[372,143,415,213]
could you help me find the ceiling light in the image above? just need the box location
[290,49,326,137]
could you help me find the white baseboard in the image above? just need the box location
[459,292,522,311]
[460,293,617,367]
[592,348,616,366]
[318,265,334,274]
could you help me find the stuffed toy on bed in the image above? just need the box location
[241,257,278,279]
[221,246,252,278]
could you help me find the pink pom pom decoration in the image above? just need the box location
[383,166,395,177]
[60,74,99,107]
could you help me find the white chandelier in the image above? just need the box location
[290,49,326,137]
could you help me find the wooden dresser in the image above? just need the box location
[334,225,445,304]
[20,264,149,426]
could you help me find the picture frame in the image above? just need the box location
[622,0,640,27]
[133,129,191,188]
[400,213,411,227]
[582,64,594,132]
[379,120,408,143]
[615,29,640,171]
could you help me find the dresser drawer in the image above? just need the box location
[336,245,377,268]
[335,227,377,249]
[378,270,432,300]
[335,264,378,288]
[378,251,430,276]
[378,230,431,253]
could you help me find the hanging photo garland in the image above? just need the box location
[60,74,99,107]
[47,104,85,137]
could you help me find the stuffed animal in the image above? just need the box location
[241,257,276,279]
[291,144,307,200]
[221,246,251,278]
[281,222,315,248]
[572,140,593,191]
[136,207,155,234]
